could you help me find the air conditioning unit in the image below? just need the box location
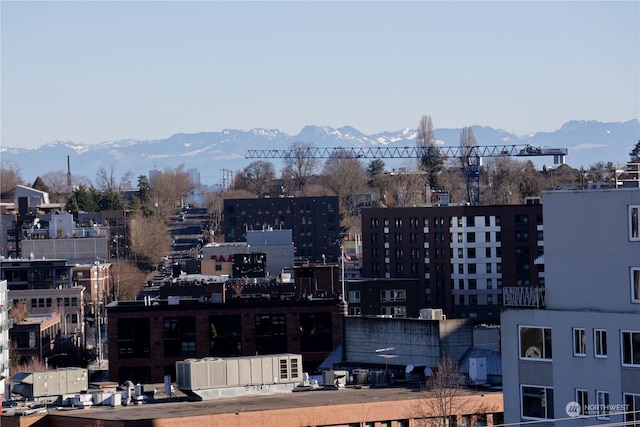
[419,308,445,320]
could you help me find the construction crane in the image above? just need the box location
[246,144,568,205]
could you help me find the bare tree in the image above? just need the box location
[203,189,224,243]
[95,166,134,192]
[440,169,469,205]
[109,260,147,301]
[388,171,429,207]
[41,170,92,202]
[413,355,497,427]
[321,149,368,218]
[233,161,276,196]
[459,126,477,151]
[482,157,537,205]
[282,141,321,195]
[0,160,24,199]
[416,115,444,191]
[149,165,193,220]
[128,213,170,269]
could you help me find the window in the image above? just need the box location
[519,326,553,360]
[576,389,589,416]
[624,393,640,427]
[380,306,406,317]
[630,205,639,241]
[380,290,406,302]
[348,290,361,303]
[348,307,361,316]
[521,385,554,419]
[209,315,241,356]
[596,390,610,420]
[622,331,640,366]
[299,313,333,352]
[573,328,587,356]
[594,329,607,358]
[117,318,150,358]
[632,268,640,303]
[163,317,196,357]
[255,314,287,354]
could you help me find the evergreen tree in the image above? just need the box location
[66,185,99,212]
[630,139,640,163]
[32,176,50,193]
[137,175,151,204]
[99,189,124,211]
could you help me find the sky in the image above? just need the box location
[1,1,639,150]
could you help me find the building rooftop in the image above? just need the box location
[40,384,503,423]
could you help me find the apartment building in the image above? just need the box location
[361,203,543,322]
[501,188,640,426]
[106,297,345,384]
[223,196,340,263]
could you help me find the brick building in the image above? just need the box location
[361,203,544,323]
[106,297,345,384]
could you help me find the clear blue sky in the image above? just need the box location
[2,1,638,149]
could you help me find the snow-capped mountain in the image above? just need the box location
[2,119,638,186]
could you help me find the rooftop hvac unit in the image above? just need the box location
[323,370,347,388]
[419,308,445,320]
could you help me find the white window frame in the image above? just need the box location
[380,289,406,302]
[519,325,553,361]
[348,290,361,303]
[575,389,589,417]
[630,205,640,241]
[573,328,587,356]
[621,330,640,367]
[596,390,610,420]
[631,267,640,303]
[624,393,640,427]
[520,384,554,420]
[594,329,607,358]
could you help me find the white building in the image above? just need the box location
[501,188,640,426]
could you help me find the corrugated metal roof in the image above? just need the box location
[458,348,502,376]
[318,345,343,371]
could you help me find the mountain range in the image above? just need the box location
[2,119,638,186]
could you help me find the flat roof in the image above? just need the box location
[45,385,502,422]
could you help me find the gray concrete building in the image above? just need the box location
[501,188,640,426]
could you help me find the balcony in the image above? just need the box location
[502,286,546,308]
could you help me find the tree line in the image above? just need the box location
[2,118,639,266]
